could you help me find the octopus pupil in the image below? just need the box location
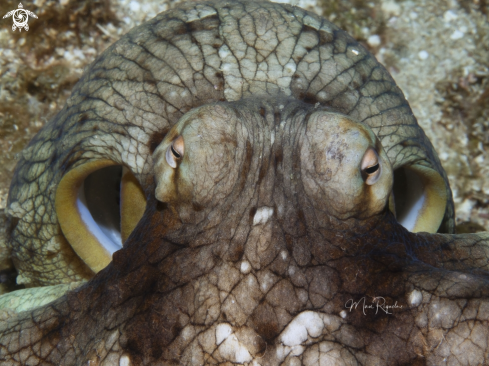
[365,163,379,174]
[171,145,181,159]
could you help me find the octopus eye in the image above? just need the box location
[361,148,382,185]
[166,135,185,168]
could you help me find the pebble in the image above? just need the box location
[439,152,449,161]
[381,1,401,17]
[443,10,458,22]
[367,35,381,47]
[450,30,464,40]
[129,1,141,12]
[418,50,429,60]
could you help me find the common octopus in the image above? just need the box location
[1,1,489,365]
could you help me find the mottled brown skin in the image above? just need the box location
[1,1,488,365]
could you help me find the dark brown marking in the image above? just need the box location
[250,302,280,342]
[149,128,170,154]
[302,92,319,105]
[285,234,294,253]
[144,73,157,87]
[174,22,187,35]
[227,242,244,261]
[249,207,257,223]
[77,113,89,124]
[186,15,219,33]
[302,24,318,35]
[192,201,204,212]
[297,209,306,225]
[239,140,253,191]
[257,160,268,185]
[274,147,283,170]
[375,140,382,155]
[318,29,334,45]
[274,111,281,126]
[7,217,19,236]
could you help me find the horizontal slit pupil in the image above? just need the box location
[365,163,379,174]
[171,145,181,159]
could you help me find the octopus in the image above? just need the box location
[0,1,488,365]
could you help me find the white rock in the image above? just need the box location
[418,50,429,60]
[381,1,401,17]
[439,152,449,161]
[367,35,381,47]
[129,1,140,12]
[444,10,458,22]
[450,30,464,40]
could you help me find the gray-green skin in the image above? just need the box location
[1,1,489,365]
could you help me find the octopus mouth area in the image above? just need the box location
[4,198,489,366]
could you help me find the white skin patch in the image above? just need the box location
[340,310,347,319]
[317,91,327,100]
[216,323,233,345]
[280,311,324,347]
[260,274,273,292]
[218,45,231,59]
[408,289,423,307]
[240,261,251,274]
[119,355,130,366]
[284,62,297,76]
[253,206,274,226]
[219,336,252,363]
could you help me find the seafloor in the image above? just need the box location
[0,0,488,233]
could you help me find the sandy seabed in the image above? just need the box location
[0,0,488,231]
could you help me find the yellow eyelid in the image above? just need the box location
[56,160,146,273]
[55,159,117,273]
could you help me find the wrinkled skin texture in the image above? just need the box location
[1,1,489,365]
